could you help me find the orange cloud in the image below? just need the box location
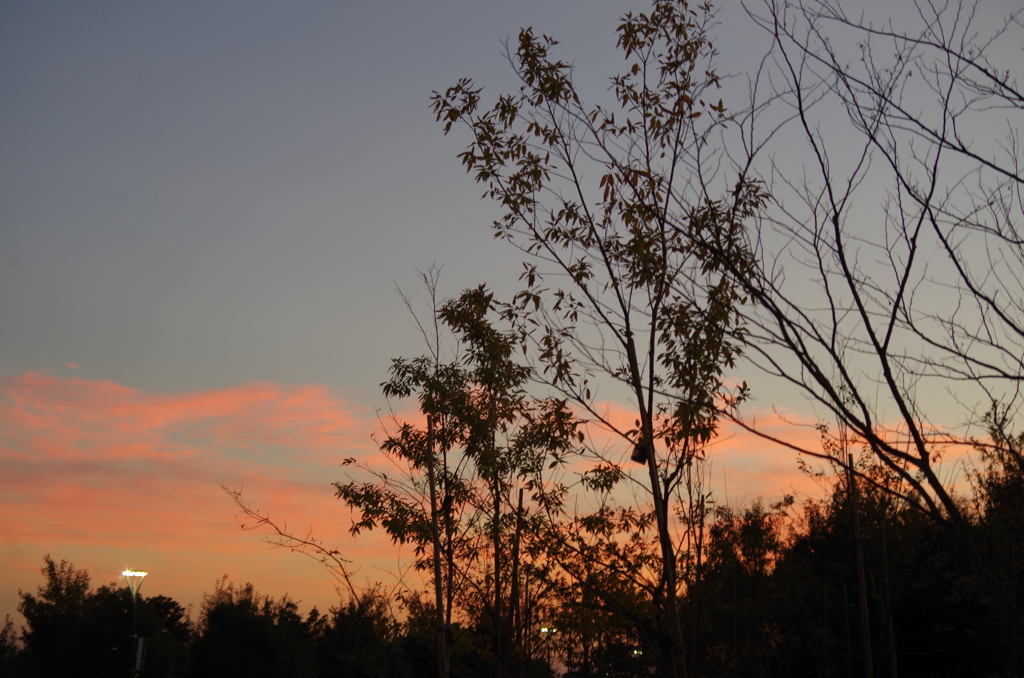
[707,410,827,507]
[0,372,392,625]
[0,373,851,628]
[570,400,825,505]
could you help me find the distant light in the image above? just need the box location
[122,570,148,597]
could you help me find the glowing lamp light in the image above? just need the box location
[122,569,149,675]
[122,570,148,598]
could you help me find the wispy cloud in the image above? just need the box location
[0,372,384,619]
[570,399,826,505]
[0,372,381,542]
[0,373,833,623]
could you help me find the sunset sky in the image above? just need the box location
[1,0,994,625]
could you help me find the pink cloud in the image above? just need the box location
[0,373,371,462]
[0,372,390,623]
[572,400,825,504]
[0,373,858,627]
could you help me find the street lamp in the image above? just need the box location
[122,570,147,676]
[540,626,557,672]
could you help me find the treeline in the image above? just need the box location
[1,559,449,678]
[3,447,1021,678]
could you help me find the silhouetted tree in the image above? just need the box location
[17,556,98,676]
[15,556,191,678]
[0,615,22,677]
[722,0,1024,529]
[311,587,408,678]
[338,274,579,678]
[188,577,318,678]
[432,2,767,675]
[336,271,494,678]
[970,404,1024,674]
[141,594,192,678]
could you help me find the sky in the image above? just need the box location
[2,0,1012,625]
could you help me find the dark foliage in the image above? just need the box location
[11,556,190,678]
[8,452,1024,678]
[684,447,1024,678]
[187,577,319,678]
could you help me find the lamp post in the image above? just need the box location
[540,626,557,673]
[122,570,147,676]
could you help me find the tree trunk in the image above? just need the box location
[848,455,873,678]
[427,414,450,678]
[626,334,688,678]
